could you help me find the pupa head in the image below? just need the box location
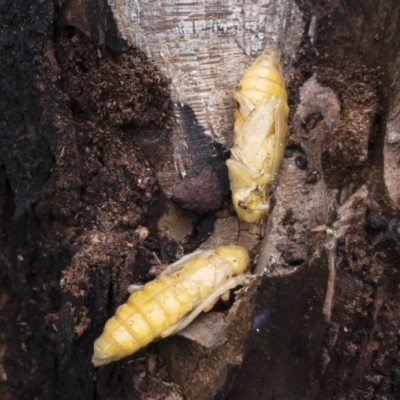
[232,187,270,224]
[214,245,250,275]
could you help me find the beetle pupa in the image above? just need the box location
[92,245,249,366]
[226,45,289,223]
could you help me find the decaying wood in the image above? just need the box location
[157,200,193,244]
[59,0,304,210]
[322,185,369,323]
[384,109,400,209]
[199,216,262,257]
[158,280,258,400]
[256,74,341,275]
[2,0,400,399]
[199,216,239,250]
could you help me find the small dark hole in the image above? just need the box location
[295,155,308,170]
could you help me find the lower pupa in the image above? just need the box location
[92,245,249,366]
[226,45,289,223]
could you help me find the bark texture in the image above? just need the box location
[1,0,400,399]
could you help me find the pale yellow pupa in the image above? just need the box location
[226,46,289,223]
[92,245,249,366]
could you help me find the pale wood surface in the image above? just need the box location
[109,0,304,144]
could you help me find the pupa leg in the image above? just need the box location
[221,289,230,302]
[226,158,258,187]
[160,274,246,338]
[128,250,212,294]
[127,284,144,294]
[201,287,232,311]
[234,98,276,148]
[227,148,271,186]
[234,91,256,121]
[159,248,212,277]
[202,297,220,313]
[270,99,289,177]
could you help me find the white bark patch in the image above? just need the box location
[108,0,304,143]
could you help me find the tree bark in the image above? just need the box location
[1,1,400,399]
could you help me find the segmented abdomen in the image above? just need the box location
[93,273,206,364]
[233,46,288,135]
